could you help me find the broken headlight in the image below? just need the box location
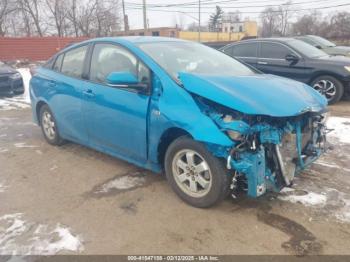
[227,130,244,141]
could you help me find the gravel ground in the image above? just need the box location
[1,84,350,256]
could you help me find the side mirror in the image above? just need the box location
[106,71,139,86]
[285,54,299,63]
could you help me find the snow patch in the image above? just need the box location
[98,175,146,193]
[0,213,83,255]
[0,182,7,192]
[327,116,350,144]
[14,142,38,148]
[0,98,30,111]
[0,147,9,153]
[17,68,31,103]
[314,160,350,173]
[279,192,327,206]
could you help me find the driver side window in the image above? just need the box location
[89,43,151,86]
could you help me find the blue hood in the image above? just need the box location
[178,73,327,117]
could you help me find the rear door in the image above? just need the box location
[257,42,306,82]
[43,45,89,143]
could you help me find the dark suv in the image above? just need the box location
[0,61,24,96]
[221,38,350,104]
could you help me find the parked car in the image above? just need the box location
[295,35,350,57]
[221,38,350,104]
[0,61,24,96]
[30,37,328,207]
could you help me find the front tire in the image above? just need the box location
[164,136,231,208]
[39,104,64,145]
[311,75,344,104]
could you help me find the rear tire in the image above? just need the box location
[164,136,231,208]
[311,75,344,104]
[39,104,64,146]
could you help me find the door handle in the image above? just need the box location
[83,89,95,98]
[258,61,268,65]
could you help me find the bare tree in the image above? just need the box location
[45,0,67,36]
[292,11,322,36]
[329,11,350,40]
[0,0,16,36]
[278,1,293,36]
[260,7,279,37]
[66,0,79,36]
[18,0,43,36]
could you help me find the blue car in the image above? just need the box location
[30,37,328,207]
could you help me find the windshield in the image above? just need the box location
[137,41,256,80]
[288,39,328,58]
[309,35,336,47]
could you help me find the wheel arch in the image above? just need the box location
[36,100,48,125]
[157,127,192,168]
[308,71,344,85]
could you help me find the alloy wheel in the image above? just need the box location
[313,79,336,101]
[172,149,212,198]
[42,111,56,140]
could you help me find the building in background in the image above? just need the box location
[117,23,257,43]
[116,27,180,38]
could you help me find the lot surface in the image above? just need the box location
[1,74,350,255]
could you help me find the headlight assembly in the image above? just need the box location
[345,66,350,73]
[227,130,243,141]
[9,73,21,79]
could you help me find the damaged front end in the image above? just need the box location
[196,96,328,198]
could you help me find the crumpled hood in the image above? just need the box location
[178,72,327,117]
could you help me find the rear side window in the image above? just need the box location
[232,43,257,57]
[53,54,64,72]
[260,42,290,59]
[61,45,88,78]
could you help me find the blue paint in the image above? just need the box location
[30,37,328,198]
[179,72,327,117]
[106,71,139,85]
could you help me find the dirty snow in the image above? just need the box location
[0,147,8,153]
[17,68,31,103]
[279,192,327,207]
[0,182,7,192]
[98,175,146,193]
[314,160,350,173]
[0,213,83,255]
[14,142,38,148]
[335,198,350,223]
[0,68,31,111]
[327,116,350,144]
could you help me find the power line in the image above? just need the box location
[125,0,344,8]
[126,0,342,9]
[126,2,350,15]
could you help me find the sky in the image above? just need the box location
[123,0,350,30]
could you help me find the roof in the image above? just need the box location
[90,36,187,44]
[239,37,297,43]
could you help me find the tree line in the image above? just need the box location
[260,5,350,41]
[0,0,121,37]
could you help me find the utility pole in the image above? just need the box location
[198,0,201,42]
[143,0,147,34]
[122,0,129,34]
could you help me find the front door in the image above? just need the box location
[257,42,308,83]
[83,43,151,162]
